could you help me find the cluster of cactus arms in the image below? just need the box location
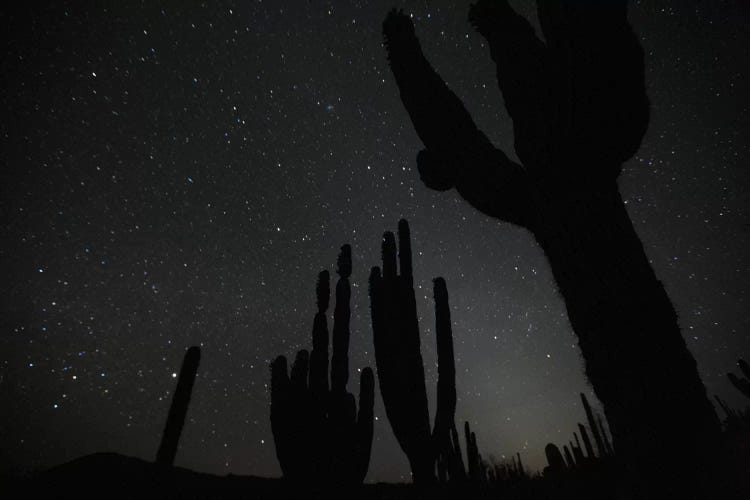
[728,359,750,399]
[270,245,374,487]
[580,393,607,458]
[544,392,615,474]
[368,219,460,483]
[382,1,720,493]
[156,346,201,466]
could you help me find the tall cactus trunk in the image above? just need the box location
[534,187,720,490]
[156,346,201,466]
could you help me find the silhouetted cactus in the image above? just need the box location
[437,414,468,482]
[382,2,720,492]
[728,359,750,398]
[464,421,482,482]
[563,445,576,468]
[581,393,605,458]
[156,346,201,466]
[270,246,374,487]
[571,435,586,465]
[544,443,567,476]
[516,452,525,478]
[714,394,739,421]
[450,421,468,482]
[578,423,595,460]
[369,220,460,483]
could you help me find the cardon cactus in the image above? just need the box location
[369,219,460,483]
[382,1,719,493]
[270,245,374,487]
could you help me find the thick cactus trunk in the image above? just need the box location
[534,187,719,492]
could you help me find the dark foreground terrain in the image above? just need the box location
[3,450,748,500]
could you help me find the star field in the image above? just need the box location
[1,0,748,482]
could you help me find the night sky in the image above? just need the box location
[1,0,748,483]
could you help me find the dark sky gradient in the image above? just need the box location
[1,0,748,482]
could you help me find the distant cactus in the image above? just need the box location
[270,246,374,487]
[156,346,201,466]
[563,445,576,468]
[369,220,460,483]
[728,359,750,398]
[448,422,468,482]
[581,393,606,458]
[437,417,468,482]
[714,395,739,421]
[464,421,482,482]
[571,435,586,465]
[544,443,566,476]
[578,423,595,460]
[516,452,525,478]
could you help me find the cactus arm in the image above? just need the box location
[468,0,550,172]
[383,10,536,227]
[538,0,647,175]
